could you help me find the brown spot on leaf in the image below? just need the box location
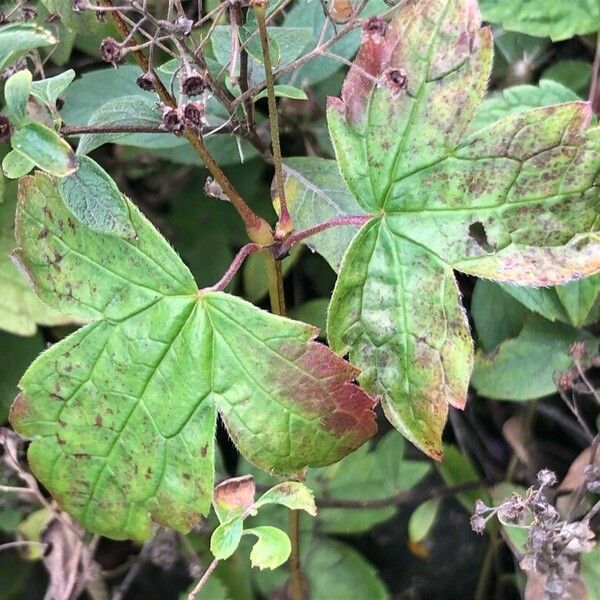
[200,444,208,457]
[94,415,103,428]
[145,467,152,480]
[38,227,49,240]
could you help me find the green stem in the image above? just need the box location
[253,0,292,236]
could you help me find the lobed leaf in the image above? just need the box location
[10,173,376,539]
[315,0,600,457]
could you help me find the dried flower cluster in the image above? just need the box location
[471,469,598,599]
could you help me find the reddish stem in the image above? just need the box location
[204,243,262,292]
[275,214,372,258]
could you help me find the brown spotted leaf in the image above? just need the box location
[9,172,376,540]
[300,0,600,458]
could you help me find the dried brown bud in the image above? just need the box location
[181,72,206,96]
[100,37,123,65]
[556,369,575,390]
[21,7,37,20]
[183,101,206,128]
[0,116,12,144]
[72,0,87,12]
[161,106,184,135]
[364,16,387,37]
[136,72,155,92]
[384,68,408,94]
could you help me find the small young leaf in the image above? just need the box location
[4,69,32,127]
[9,173,376,539]
[2,150,34,180]
[57,156,136,238]
[254,482,316,516]
[11,123,76,177]
[253,85,307,102]
[210,517,244,560]
[0,23,57,70]
[408,498,441,543]
[30,69,76,108]
[213,475,256,524]
[245,526,291,570]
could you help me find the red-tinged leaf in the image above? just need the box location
[213,475,256,523]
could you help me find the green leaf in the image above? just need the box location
[470,80,579,132]
[76,95,171,156]
[542,61,592,98]
[213,475,256,524]
[471,316,597,401]
[2,150,34,180]
[11,123,76,177]
[408,498,441,543]
[309,431,430,535]
[4,69,32,127]
[253,85,307,102]
[245,526,291,570]
[283,157,363,272]
[436,445,491,512]
[10,172,376,540]
[0,23,57,70]
[211,517,244,560]
[39,0,99,33]
[315,0,600,458]
[479,0,600,41]
[254,482,316,516]
[471,280,529,352]
[581,545,600,600]
[0,178,72,335]
[57,156,136,238]
[30,69,76,108]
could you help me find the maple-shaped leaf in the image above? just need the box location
[296,0,600,459]
[9,172,376,540]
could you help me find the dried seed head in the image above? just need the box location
[72,0,87,13]
[21,7,37,20]
[183,101,206,128]
[556,369,575,390]
[0,116,12,144]
[181,72,206,96]
[364,16,387,37]
[470,514,486,534]
[537,469,558,488]
[174,15,193,35]
[136,72,155,92]
[384,67,408,94]
[161,106,184,135]
[100,37,123,65]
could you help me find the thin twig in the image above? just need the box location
[0,540,47,553]
[589,32,600,118]
[187,558,220,600]
[253,0,292,235]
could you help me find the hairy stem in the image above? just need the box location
[100,0,273,245]
[275,214,372,258]
[205,243,262,291]
[253,0,292,236]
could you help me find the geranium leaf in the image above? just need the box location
[9,172,376,540]
[318,0,600,458]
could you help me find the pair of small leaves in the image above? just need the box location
[9,170,376,540]
[2,69,77,179]
[288,0,600,458]
[210,475,315,570]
